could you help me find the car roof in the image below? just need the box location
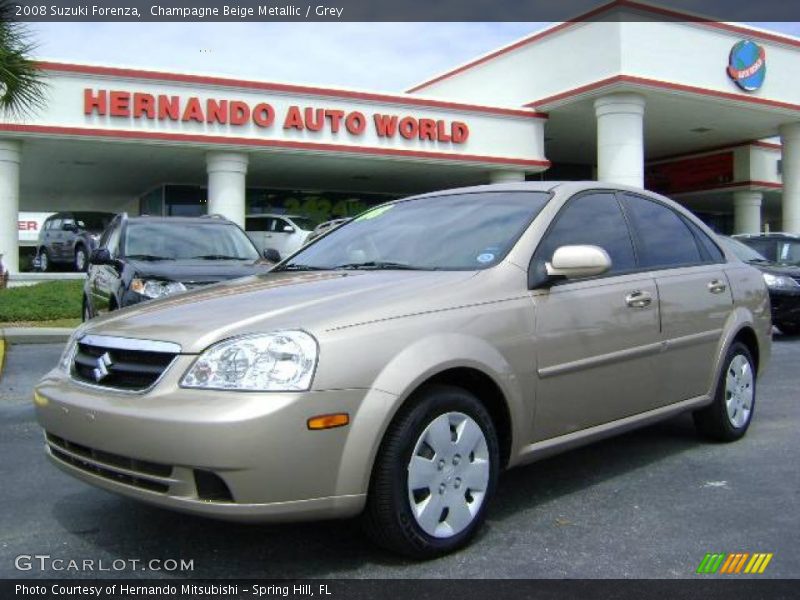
[127,215,235,225]
[244,213,303,218]
[734,233,800,240]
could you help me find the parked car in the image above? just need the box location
[307,217,352,242]
[36,211,116,272]
[733,232,800,266]
[82,214,271,320]
[244,213,315,260]
[35,182,770,558]
[718,235,800,335]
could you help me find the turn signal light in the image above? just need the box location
[307,413,349,430]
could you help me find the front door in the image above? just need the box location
[530,192,662,441]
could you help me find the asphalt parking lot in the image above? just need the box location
[0,338,798,579]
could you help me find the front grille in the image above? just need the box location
[71,335,179,391]
[46,433,173,494]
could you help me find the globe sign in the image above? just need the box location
[727,40,766,91]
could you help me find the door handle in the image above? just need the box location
[708,279,727,294]
[625,290,652,308]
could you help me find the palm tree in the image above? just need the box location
[0,0,47,117]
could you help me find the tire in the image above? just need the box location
[776,322,800,336]
[39,248,51,272]
[363,384,500,559]
[693,342,756,442]
[74,245,88,272]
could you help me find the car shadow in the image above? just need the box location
[50,413,705,577]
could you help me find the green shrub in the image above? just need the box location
[0,280,84,322]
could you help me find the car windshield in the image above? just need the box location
[73,212,114,233]
[124,222,260,261]
[719,236,769,262]
[277,192,550,271]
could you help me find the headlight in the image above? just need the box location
[131,278,187,299]
[762,272,800,290]
[181,331,318,391]
[58,330,82,372]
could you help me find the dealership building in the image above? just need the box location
[2,0,800,274]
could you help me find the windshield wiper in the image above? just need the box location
[275,263,332,272]
[191,255,250,260]
[331,261,429,270]
[126,254,174,261]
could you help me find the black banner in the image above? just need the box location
[3,580,800,600]
[6,0,800,22]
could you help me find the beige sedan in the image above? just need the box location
[34,182,771,558]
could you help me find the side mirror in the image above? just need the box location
[545,245,611,280]
[263,248,281,263]
[282,225,295,233]
[89,248,112,265]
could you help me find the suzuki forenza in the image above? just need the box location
[34,182,770,558]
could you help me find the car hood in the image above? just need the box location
[128,259,271,284]
[85,269,479,352]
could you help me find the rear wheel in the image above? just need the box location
[693,342,756,442]
[363,385,499,559]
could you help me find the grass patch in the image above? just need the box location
[0,280,83,322]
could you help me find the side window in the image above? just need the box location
[685,220,725,263]
[273,218,289,233]
[246,217,267,231]
[105,225,122,257]
[623,194,702,269]
[49,218,62,231]
[535,192,636,275]
[43,219,53,231]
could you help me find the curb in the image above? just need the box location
[0,327,74,345]
[0,338,5,381]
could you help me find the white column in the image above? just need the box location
[206,151,248,228]
[0,140,22,275]
[779,122,800,232]
[594,93,646,188]
[733,191,762,234]
[489,170,525,184]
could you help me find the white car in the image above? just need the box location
[244,214,315,259]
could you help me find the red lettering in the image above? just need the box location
[283,106,304,130]
[18,221,37,231]
[206,99,228,124]
[158,95,180,120]
[345,111,366,135]
[325,110,344,133]
[132,93,155,119]
[109,91,130,117]
[229,101,250,125]
[304,108,325,132]
[83,89,107,116]
[418,119,437,141]
[373,114,398,137]
[436,120,451,143]
[253,103,274,127]
[452,121,469,144]
[398,117,418,140]
[181,97,204,122]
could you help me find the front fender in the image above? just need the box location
[334,333,532,498]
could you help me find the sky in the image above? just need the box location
[27,21,800,93]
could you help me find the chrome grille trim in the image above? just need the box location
[79,334,182,354]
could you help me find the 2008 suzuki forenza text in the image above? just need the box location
[34,182,771,558]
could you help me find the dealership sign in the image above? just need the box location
[727,40,766,92]
[83,89,470,144]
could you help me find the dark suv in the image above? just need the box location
[36,211,116,272]
[83,214,272,321]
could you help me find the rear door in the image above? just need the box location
[531,192,662,441]
[621,192,733,402]
[89,220,122,315]
[245,216,270,251]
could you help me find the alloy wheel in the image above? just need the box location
[725,354,754,429]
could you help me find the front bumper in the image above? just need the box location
[34,360,390,522]
[768,288,800,325]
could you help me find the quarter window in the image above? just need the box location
[535,193,636,274]
[622,194,702,269]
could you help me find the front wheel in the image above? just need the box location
[39,248,51,272]
[363,385,499,559]
[693,342,756,442]
[74,245,88,272]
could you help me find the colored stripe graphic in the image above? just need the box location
[744,553,774,574]
[697,553,726,574]
[697,553,773,574]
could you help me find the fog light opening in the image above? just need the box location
[194,469,234,502]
